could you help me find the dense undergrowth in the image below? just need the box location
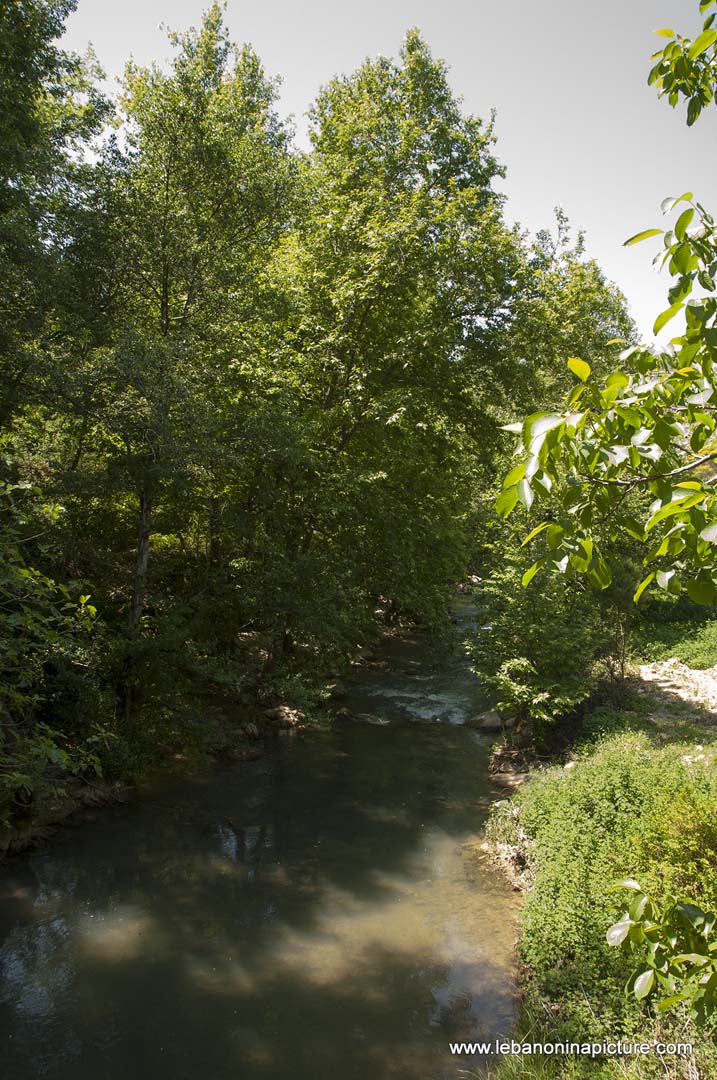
[483,618,717,1079]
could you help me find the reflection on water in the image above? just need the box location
[0,609,516,1079]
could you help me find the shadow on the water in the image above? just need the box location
[0,618,517,1080]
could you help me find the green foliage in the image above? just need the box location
[607,881,717,1024]
[0,3,636,826]
[483,6,717,1076]
[469,551,604,735]
[497,1,717,608]
[470,509,638,737]
[0,474,106,825]
[488,732,717,1041]
[649,1,717,125]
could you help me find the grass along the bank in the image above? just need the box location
[481,675,717,1080]
[632,617,717,670]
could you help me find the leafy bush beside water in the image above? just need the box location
[487,731,717,1077]
[468,512,643,740]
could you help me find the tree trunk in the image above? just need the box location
[208,493,221,568]
[128,488,153,639]
[120,488,153,729]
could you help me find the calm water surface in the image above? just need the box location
[0,604,517,1079]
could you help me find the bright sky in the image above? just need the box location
[63,0,717,342]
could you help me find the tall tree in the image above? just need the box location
[92,4,294,647]
[0,0,108,427]
[256,30,529,653]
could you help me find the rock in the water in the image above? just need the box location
[263,705,304,728]
[325,682,347,700]
[465,709,508,732]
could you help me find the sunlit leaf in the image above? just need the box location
[624,228,664,247]
[567,357,591,382]
[688,28,717,59]
[496,486,518,519]
[521,560,542,587]
[653,301,684,335]
[634,969,655,1000]
[521,521,551,546]
[607,920,632,946]
[634,573,655,604]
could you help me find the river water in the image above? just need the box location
[0,601,517,1079]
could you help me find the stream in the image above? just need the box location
[0,599,517,1079]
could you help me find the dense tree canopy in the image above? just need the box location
[0,0,634,825]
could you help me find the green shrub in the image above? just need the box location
[488,732,717,1045]
[470,514,641,740]
[628,782,717,910]
[470,554,607,738]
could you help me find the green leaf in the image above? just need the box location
[523,412,564,445]
[634,968,655,1000]
[661,192,694,213]
[686,386,714,406]
[622,517,646,541]
[657,569,676,591]
[588,555,612,590]
[503,462,526,488]
[629,894,649,922]
[607,920,632,947]
[676,902,708,929]
[688,28,717,59]
[611,879,643,892]
[522,521,551,546]
[686,574,716,605]
[655,27,675,37]
[567,383,587,406]
[624,228,664,247]
[653,301,684,335]
[522,561,542,587]
[634,572,655,604]
[674,207,695,240]
[687,97,702,126]
[567,357,591,382]
[645,492,707,532]
[496,486,518,519]
[516,478,534,511]
[656,994,690,1013]
[700,522,717,543]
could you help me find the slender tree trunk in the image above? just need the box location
[120,488,153,728]
[128,488,153,639]
[208,493,222,568]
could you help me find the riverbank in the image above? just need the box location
[0,626,391,860]
[0,692,307,860]
[482,660,717,1080]
[0,612,422,860]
